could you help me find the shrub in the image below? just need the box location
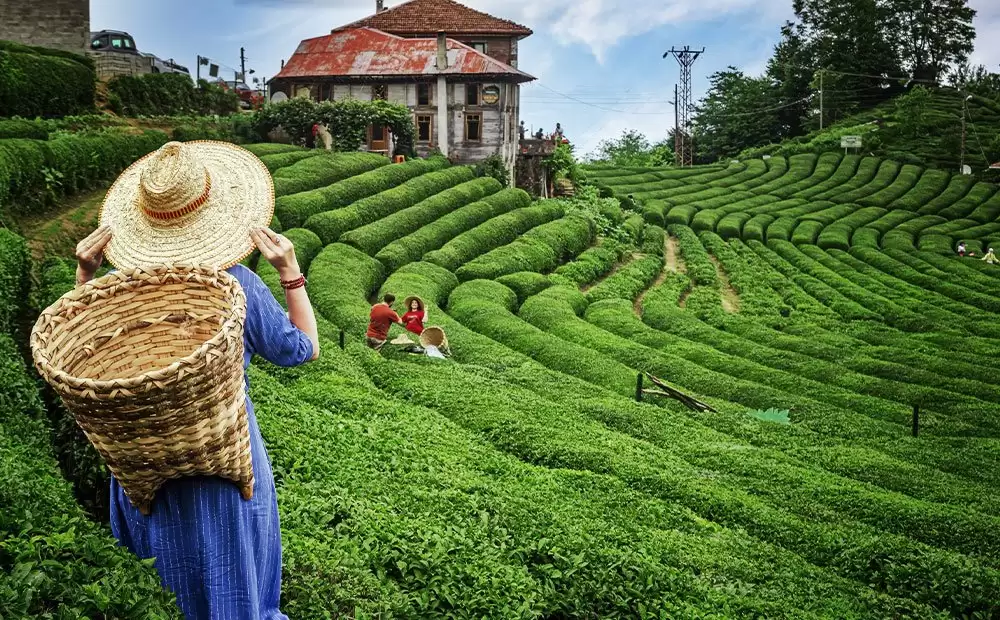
[252,97,415,155]
[425,201,566,272]
[665,204,698,226]
[743,214,775,242]
[273,152,389,197]
[0,118,51,140]
[308,244,385,335]
[717,212,751,240]
[474,152,510,187]
[586,254,664,303]
[668,225,716,287]
[497,271,555,306]
[374,188,531,274]
[0,129,168,218]
[555,241,625,286]
[275,157,448,229]
[765,217,798,243]
[455,214,596,281]
[641,225,666,256]
[690,209,723,234]
[0,229,27,333]
[340,177,501,255]
[107,75,240,117]
[0,42,94,117]
[306,167,474,245]
[259,150,325,173]
[791,220,824,245]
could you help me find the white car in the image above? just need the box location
[141,53,192,80]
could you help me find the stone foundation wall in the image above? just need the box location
[0,0,90,53]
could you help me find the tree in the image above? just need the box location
[883,0,976,84]
[950,64,1000,97]
[692,68,784,161]
[588,130,673,167]
[767,21,816,137]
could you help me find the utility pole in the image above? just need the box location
[664,45,705,167]
[819,70,824,131]
[240,47,247,82]
[960,92,969,173]
[673,84,679,165]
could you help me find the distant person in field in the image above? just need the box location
[983,248,998,265]
[401,297,426,336]
[554,123,564,140]
[519,120,526,140]
[957,241,967,256]
[366,293,402,351]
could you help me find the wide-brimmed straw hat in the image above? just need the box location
[99,141,274,270]
[404,295,425,312]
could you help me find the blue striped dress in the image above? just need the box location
[109,265,313,620]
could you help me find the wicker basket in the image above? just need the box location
[419,326,449,352]
[30,264,251,516]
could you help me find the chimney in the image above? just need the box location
[436,31,448,70]
[376,0,386,13]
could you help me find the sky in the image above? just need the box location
[91,0,1000,157]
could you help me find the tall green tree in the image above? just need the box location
[883,0,976,84]
[588,130,673,167]
[693,68,784,161]
[767,21,816,137]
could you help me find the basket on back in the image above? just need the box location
[30,264,252,516]
[419,326,449,352]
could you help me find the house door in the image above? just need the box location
[368,125,389,152]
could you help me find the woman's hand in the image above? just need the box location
[252,227,300,279]
[75,226,111,284]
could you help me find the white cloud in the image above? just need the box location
[969,0,1000,69]
[475,0,789,61]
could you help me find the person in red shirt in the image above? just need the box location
[366,293,402,351]
[401,296,426,336]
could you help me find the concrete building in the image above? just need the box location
[0,0,90,53]
[270,0,534,175]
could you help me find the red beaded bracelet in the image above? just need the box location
[280,275,306,290]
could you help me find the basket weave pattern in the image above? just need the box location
[30,264,252,516]
[419,326,448,351]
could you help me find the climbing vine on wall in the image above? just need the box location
[251,97,415,155]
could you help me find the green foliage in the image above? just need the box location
[455,213,596,281]
[252,97,415,155]
[747,408,791,424]
[276,156,448,230]
[0,129,168,219]
[473,152,510,187]
[305,166,472,245]
[108,75,239,117]
[587,129,673,167]
[544,141,580,183]
[273,152,388,197]
[374,188,532,274]
[0,42,95,118]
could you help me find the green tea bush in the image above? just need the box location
[340,176,500,255]
[454,214,596,281]
[717,212,752,239]
[308,243,386,335]
[765,216,798,243]
[668,225,716,287]
[0,229,27,332]
[259,150,325,173]
[791,220,824,245]
[496,271,555,306]
[107,74,239,116]
[665,204,698,226]
[586,254,663,303]
[306,166,473,245]
[743,214,775,242]
[0,42,94,117]
[641,225,666,256]
[424,201,565,272]
[0,129,168,217]
[273,152,388,197]
[276,157,448,229]
[0,118,51,140]
[690,209,723,234]
[374,188,531,274]
[554,241,626,286]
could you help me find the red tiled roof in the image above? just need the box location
[273,28,534,82]
[346,0,532,37]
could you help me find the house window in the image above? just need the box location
[417,83,431,106]
[466,83,481,106]
[372,84,388,100]
[465,113,482,141]
[416,115,433,142]
[471,42,488,54]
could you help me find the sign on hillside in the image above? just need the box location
[841,135,862,149]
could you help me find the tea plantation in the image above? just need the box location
[4,143,1000,618]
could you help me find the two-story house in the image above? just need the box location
[269,0,535,177]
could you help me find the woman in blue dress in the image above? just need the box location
[73,141,320,619]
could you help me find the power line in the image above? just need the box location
[532,82,673,115]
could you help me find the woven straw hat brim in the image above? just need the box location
[100,141,274,270]
[404,296,425,312]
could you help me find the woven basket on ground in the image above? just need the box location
[30,264,251,516]
[419,326,448,352]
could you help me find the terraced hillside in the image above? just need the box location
[6,145,1000,618]
[739,87,1000,173]
[589,153,1000,256]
